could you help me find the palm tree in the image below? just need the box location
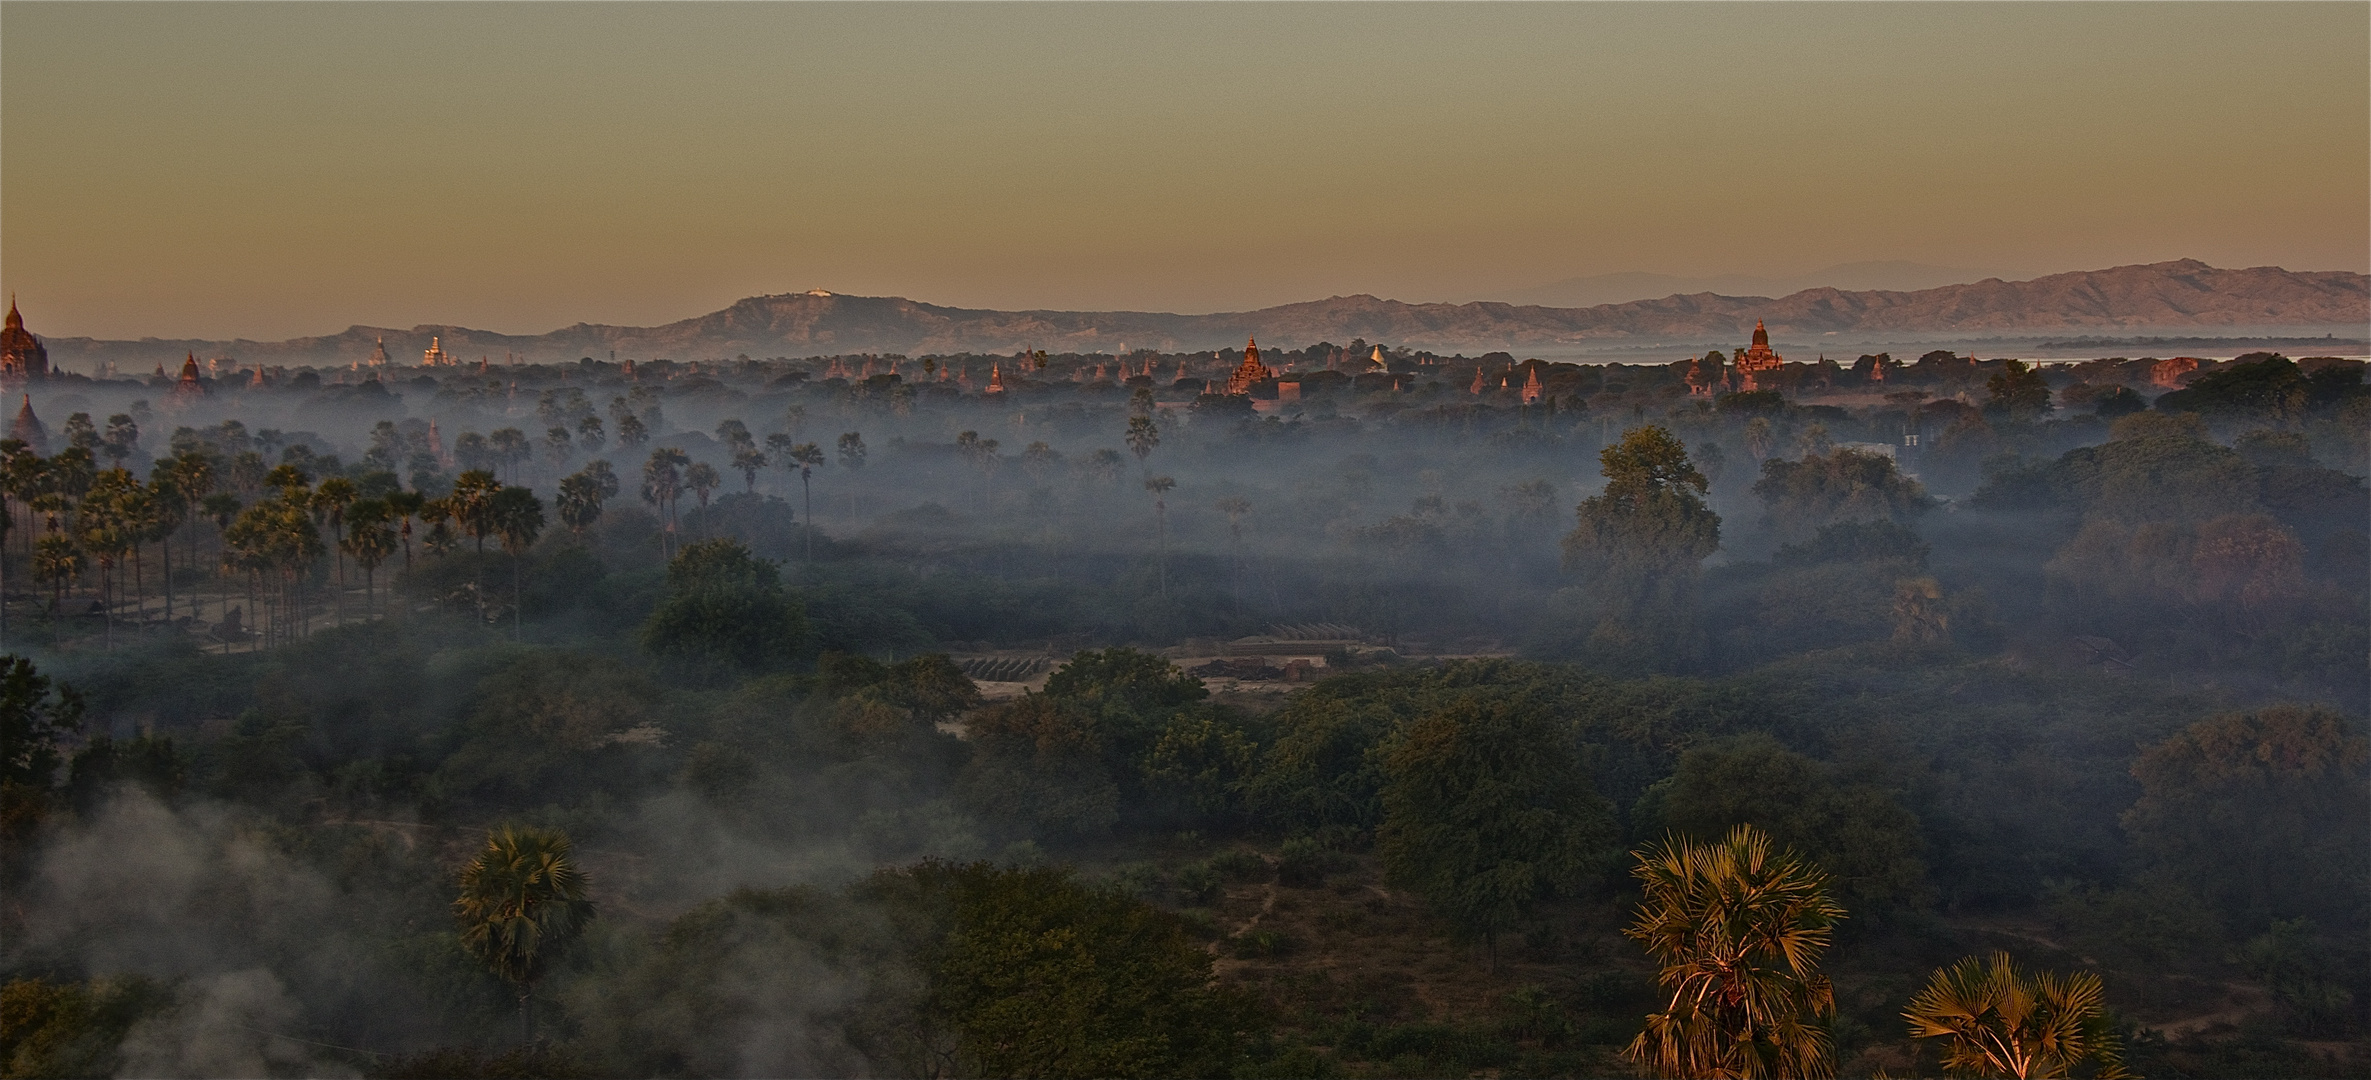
[454,826,596,1046]
[145,473,186,631]
[76,469,138,650]
[446,470,501,557]
[313,476,358,627]
[117,479,161,634]
[574,414,606,455]
[731,445,768,495]
[340,499,398,620]
[1124,413,1160,480]
[784,442,825,571]
[384,489,425,580]
[1215,496,1251,596]
[0,440,21,646]
[1086,448,1123,486]
[1623,824,1845,1080]
[580,458,620,502]
[542,426,574,481]
[162,451,213,619]
[955,431,1000,514]
[835,432,865,521]
[2,443,44,567]
[614,412,649,452]
[488,428,532,483]
[34,535,82,622]
[683,461,720,541]
[226,495,322,645]
[714,418,753,455]
[202,492,242,627]
[1144,475,1175,600]
[555,472,604,538]
[642,448,686,559]
[445,470,502,622]
[489,486,544,642]
[100,414,139,470]
[1904,952,2129,1080]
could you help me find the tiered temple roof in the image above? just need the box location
[1224,337,1274,395]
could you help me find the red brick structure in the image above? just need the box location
[1734,319,1784,391]
[1225,337,1274,395]
[1,299,50,380]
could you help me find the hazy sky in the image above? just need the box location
[4,2,2366,340]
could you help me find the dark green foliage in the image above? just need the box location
[1042,646,1209,714]
[957,693,1121,839]
[1752,446,1934,542]
[566,885,910,1077]
[2239,918,2364,1038]
[1561,427,1721,666]
[0,977,169,1080]
[431,650,667,811]
[640,539,808,678]
[1565,426,1719,577]
[1983,358,2053,419]
[2084,413,2259,523]
[1275,834,1354,887]
[2155,353,2312,420]
[1142,710,1261,828]
[1378,697,1620,955]
[1714,390,1786,415]
[1633,734,1932,914]
[65,733,183,813]
[861,860,1265,1079]
[0,654,81,789]
[2123,704,2370,933]
[2093,384,2147,417]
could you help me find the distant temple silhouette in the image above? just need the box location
[1734,319,1784,392]
[1225,337,1274,395]
[1,298,50,380]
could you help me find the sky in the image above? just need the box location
[3,2,2366,341]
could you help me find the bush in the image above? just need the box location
[1230,927,1293,958]
[1209,847,1268,882]
[1277,835,1354,888]
[1173,861,1223,905]
[640,539,807,679]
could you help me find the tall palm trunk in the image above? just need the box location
[185,498,201,622]
[131,542,144,633]
[332,527,346,627]
[160,532,172,630]
[800,473,813,575]
[100,557,113,651]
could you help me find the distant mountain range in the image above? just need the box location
[1491,261,2025,308]
[43,260,2370,369]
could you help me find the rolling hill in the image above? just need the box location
[43,260,2369,369]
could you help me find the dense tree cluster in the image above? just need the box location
[0,342,2360,1077]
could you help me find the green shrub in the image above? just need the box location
[1230,927,1293,958]
[1209,847,1268,882]
[1173,861,1223,905]
[1277,835,1354,888]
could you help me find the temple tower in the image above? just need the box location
[1,298,51,380]
[1225,337,1274,395]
